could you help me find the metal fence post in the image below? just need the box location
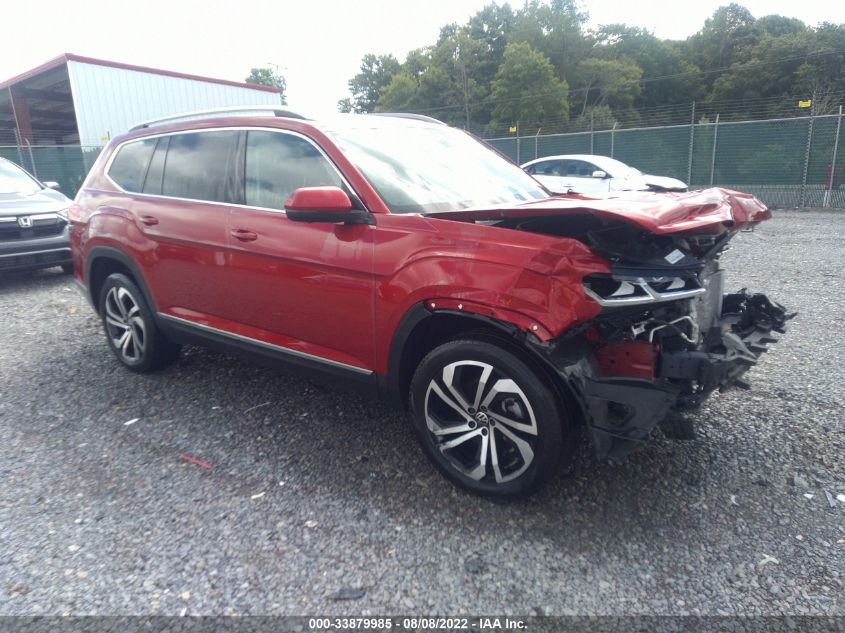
[24,139,38,179]
[590,111,595,154]
[534,128,541,159]
[516,121,521,164]
[801,105,815,208]
[687,101,695,185]
[709,114,719,186]
[610,122,617,158]
[824,105,843,208]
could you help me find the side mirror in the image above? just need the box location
[285,186,371,224]
[43,181,61,190]
[591,170,608,179]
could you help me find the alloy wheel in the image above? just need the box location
[423,360,538,484]
[104,286,146,363]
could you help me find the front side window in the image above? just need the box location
[244,131,343,210]
[161,131,237,203]
[108,138,157,193]
[327,123,548,214]
[528,160,563,176]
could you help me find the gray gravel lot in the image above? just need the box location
[1,210,843,616]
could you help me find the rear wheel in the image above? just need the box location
[409,338,568,498]
[99,273,181,372]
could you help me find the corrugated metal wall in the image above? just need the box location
[67,61,283,146]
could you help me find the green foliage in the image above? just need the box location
[245,67,287,105]
[345,54,402,113]
[488,42,569,133]
[338,1,845,133]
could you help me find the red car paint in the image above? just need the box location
[70,115,769,383]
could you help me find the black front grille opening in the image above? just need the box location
[0,223,65,241]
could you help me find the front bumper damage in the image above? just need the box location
[531,290,794,460]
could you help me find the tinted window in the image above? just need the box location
[528,160,563,176]
[245,131,343,210]
[142,136,169,195]
[162,131,237,203]
[565,160,599,177]
[109,138,157,192]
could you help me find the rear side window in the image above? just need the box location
[108,138,157,192]
[244,131,343,210]
[162,131,237,203]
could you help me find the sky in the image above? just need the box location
[0,0,840,117]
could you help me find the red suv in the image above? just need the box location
[70,107,791,498]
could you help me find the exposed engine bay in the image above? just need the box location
[492,209,795,459]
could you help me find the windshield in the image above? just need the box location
[0,160,41,195]
[327,124,549,214]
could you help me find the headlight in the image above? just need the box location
[583,274,706,307]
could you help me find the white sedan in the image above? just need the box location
[521,154,687,194]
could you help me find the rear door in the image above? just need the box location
[224,129,376,372]
[111,129,237,319]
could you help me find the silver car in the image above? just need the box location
[0,157,73,274]
[522,154,688,195]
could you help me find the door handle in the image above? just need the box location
[230,228,258,242]
[140,215,159,226]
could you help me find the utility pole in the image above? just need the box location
[687,101,696,186]
[800,95,816,208]
[824,105,842,208]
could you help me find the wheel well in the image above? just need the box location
[395,312,577,425]
[87,257,135,314]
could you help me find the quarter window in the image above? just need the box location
[108,138,157,193]
[244,131,343,210]
[161,131,237,203]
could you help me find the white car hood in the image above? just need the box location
[625,174,687,191]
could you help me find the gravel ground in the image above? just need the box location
[1,210,843,617]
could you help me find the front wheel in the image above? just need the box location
[409,338,568,498]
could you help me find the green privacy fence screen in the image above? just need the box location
[0,145,103,198]
[488,111,845,208]
[2,110,843,208]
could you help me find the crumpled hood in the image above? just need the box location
[427,187,770,235]
[0,188,71,217]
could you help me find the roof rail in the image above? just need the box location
[130,105,308,131]
[370,113,446,125]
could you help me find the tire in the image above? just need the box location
[98,273,181,373]
[409,338,568,498]
[61,263,74,274]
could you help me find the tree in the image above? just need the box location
[487,42,569,134]
[377,72,422,111]
[591,25,704,108]
[688,4,760,79]
[511,0,590,83]
[574,58,643,116]
[345,54,401,113]
[245,67,287,104]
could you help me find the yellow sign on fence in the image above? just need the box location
[798,100,812,108]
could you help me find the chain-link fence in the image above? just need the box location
[2,109,844,208]
[487,109,845,209]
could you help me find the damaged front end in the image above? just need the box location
[519,210,794,460]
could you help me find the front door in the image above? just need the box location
[224,130,376,372]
